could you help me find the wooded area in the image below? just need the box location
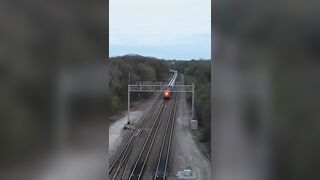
[107,55,170,116]
[107,56,211,156]
[172,60,211,157]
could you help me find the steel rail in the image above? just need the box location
[153,94,178,179]
[111,72,178,179]
[128,102,169,180]
[153,93,178,180]
[110,102,154,172]
[109,94,161,177]
[111,103,165,180]
[163,93,178,179]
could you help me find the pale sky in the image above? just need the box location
[109,0,211,60]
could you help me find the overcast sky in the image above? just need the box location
[109,0,211,60]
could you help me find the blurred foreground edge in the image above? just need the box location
[0,0,108,180]
[212,0,320,180]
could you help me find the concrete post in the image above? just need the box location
[128,72,131,124]
[128,85,130,124]
[192,83,195,120]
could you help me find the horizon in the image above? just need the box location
[109,0,211,60]
[109,54,211,61]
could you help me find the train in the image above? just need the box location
[162,70,178,100]
[163,89,171,100]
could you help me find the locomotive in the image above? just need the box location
[162,70,177,100]
[162,89,171,100]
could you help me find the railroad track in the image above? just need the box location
[128,102,168,180]
[153,93,178,180]
[128,94,178,180]
[110,72,180,180]
[109,94,162,179]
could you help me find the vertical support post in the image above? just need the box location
[128,85,130,124]
[128,72,131,124]
[129,72,130,84]
[192,83,195,120]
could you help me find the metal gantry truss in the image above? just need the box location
[127,84,195,127]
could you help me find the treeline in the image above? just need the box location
[171,59,211,156]
[107,55,170,116]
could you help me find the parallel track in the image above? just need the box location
[128,102,169,180]
[128,93,178,180]
[109,95,162,179]
[153,93,178,180]
[110,72,179,180]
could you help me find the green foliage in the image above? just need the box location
[107,55,170,116]
[110,95,122,114]
[172,59,211,155]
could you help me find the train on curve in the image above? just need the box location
[163,70,178,100]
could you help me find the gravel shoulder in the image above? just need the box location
[108,94,160,157]
[169,79,211,180]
